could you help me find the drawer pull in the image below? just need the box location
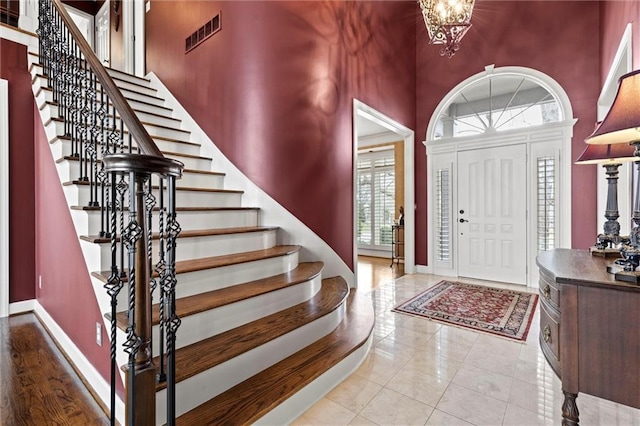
[542,285,551,300]
[543,325,552,343]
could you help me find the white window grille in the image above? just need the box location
[436,168,451,262]
[357,151,395,248]
[537,156,555,252]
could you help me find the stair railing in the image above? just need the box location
[37,0,183,424]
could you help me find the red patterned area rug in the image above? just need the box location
[392,281,538,342]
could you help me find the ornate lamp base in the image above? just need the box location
[607,245,640,284]
[590,233,624,258]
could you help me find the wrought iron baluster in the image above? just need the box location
[105,171,122,426]
[123,170,140,425]
[156,178,166,383]
[164,175,181,426]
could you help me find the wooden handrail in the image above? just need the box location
[51,0,163,158]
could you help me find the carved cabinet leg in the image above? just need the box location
[562,390,579,426]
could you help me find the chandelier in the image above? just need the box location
[418,0,475,58]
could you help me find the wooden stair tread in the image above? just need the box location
[70,205,259,212]
[176,287,373,425]
[105,66,152,83]
[62,179,240,194]
[183,168,224,177]
[111,261,324,330]
[49,132,199,149]
[57,150,212,164]
[81,226,279,243]
[151,275,348,391]
[35,80,167,104]
[91,245,301,282]
[34,71,164,103]
[110,74,157,91]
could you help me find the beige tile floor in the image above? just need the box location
[294,273,640,426]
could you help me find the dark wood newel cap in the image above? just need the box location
[103,153,184,178]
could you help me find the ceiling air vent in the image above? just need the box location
[185,12,221,53]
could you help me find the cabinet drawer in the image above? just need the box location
[539,270,560,311]
[539,301,561,376]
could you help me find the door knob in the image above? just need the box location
[459,209,465,214]
[459,218,468,223]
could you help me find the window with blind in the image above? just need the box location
[357,151,395,249]
[537,156,556,252]
[436,168,451,262]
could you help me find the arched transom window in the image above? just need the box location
[433,72,564,140]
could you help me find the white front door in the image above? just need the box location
[95,1,110,66]
[457,144,527,285]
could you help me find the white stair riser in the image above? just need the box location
[142,123,191,141]
[119,110,183,130]
[173,209,260,231]
[154,301,346,425]
[120,87,166,107]
[174,189,242,208]
[108,252,300,309]
[125,99,175,118]
[93,230,278,271]
[73,208,260,235]
[31,72,163,110]
[63,184,242,209]
[50,136,203,162]
[151,276,322,354]
[170,252,299,299]
[107,69,151,86]
[162,154,211,170]
[177,172,225,189]
[111,78,158,97]
[35,80,176,118]
[152,139,201,157]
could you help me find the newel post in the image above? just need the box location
[103,153,183,426]
[125,171,156,426]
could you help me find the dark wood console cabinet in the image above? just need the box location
[536,249,640,425]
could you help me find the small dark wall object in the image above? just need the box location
[185,12,221,53]
[113,0,121,32]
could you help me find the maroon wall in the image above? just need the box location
[415,1,601,262]
[600,1,640,79]
[145,1,417,269]
[1,39,35,302]
[34,104,122,394]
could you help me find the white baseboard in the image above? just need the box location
[9,299,35,315]
[415,264,432,274]
[33,301,125,424]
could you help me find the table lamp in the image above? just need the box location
[586,69,640,282]
[575,140,636,257]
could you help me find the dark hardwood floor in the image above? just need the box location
[0,313,109,425]
[0,257,398,425]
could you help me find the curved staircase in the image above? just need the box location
[29,55,374,424]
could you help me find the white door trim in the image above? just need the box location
[425,66,575,286]
[353,99,416,281]
[1,79,10,318]
[95,0,110,67]
[63,3,95,48]
[123,0,146,76]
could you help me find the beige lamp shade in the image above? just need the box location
[575,142,637,165]
[587,69,640,145]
